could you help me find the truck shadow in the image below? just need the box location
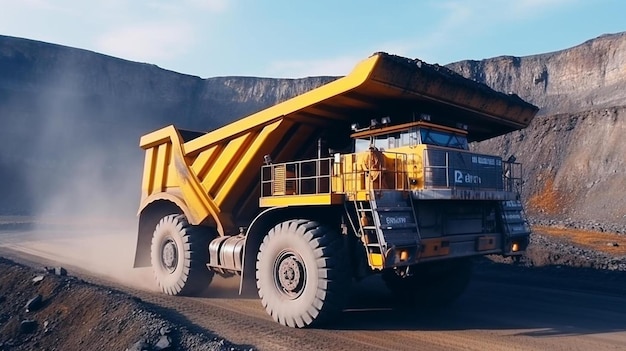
[333,259,626,337]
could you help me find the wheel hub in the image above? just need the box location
[275,252,306,298]
[161,239,178,273]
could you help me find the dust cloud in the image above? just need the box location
[0,57,156,291]
[0,52,247,297]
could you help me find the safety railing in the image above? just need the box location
[261,149,522,198]
[422,148,522,192]
[260,151,411,198]
[261,157,334,197]
[340,151,409,192]
[503,161,523,193]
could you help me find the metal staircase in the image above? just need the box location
[354,190,422,267]
[499,199,531,238]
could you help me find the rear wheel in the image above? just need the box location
[382,258,473,309]
[150,214,213,296]
[256,220,350,328]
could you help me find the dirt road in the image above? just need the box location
[1,227,626,351]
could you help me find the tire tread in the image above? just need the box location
[256,219,350,328]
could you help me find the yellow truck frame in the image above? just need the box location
[133,52,538,328]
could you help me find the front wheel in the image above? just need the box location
[150,214,214,296]
[256,220,350,328]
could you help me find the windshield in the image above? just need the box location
[354,127,468,152]
[420,129,467,149]
[354,132,403,152]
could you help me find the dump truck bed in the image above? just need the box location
[139,52,539,235]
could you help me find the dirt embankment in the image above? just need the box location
[0,257,254,351]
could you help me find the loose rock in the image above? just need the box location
[126,340,150,351]
[25,294,43,312]
[160,326,171,336]
[20,319,38,334]
[32,275,45,285]
[154,335,172,350]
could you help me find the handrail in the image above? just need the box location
[261,157,335,197]
[338,151,409,192]
[260,150,522,198]
[260,151,411,198]
[422,148,522,192]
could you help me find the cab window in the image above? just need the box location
[420,129,467,149]
[354,134,396,152]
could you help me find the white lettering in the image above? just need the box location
[454,170,482,184]
[385,217,408,225]
[472,156,496,166]
[455,170,463,183]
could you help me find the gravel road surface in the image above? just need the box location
[1,227,626,351]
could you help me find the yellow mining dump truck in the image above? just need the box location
[133,52,538,328]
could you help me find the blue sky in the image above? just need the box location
[1,0,624,79]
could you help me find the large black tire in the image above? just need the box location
[256,220,350,328]
[382,258,473,309]
[150,214,214,296]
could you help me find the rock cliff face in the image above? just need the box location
[446,32,626,116]
[472,107,626,229]
[1,33,626,230]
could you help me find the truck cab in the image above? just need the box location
[352,117,471,192]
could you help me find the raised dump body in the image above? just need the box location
[134,52,539,328]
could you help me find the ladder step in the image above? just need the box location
[501,202,523,210]
[381,223,418,230]
[373,206,412,212]
[503,219,526,224]
[364,223,417,230]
